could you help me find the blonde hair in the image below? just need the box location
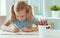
[10,1,33,27]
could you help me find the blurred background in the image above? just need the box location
[0,0,60,29]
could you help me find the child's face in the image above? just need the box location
[15,9,26,21]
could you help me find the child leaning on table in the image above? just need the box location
[1,1,51,32]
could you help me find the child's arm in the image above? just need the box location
[1,20,11,31]
[4,20,11,26]
[22,26,38,32]
[1,20,19,32]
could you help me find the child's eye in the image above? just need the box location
[17,16,19,17]
[21,16,24,17]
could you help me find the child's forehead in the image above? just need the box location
[15,9,26,13]
[15,10,26,16]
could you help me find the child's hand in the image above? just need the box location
[32,27,38,31]
[22,27,38,32]
[22,27,33,32]
[11,27,19,32]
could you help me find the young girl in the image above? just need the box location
[1,1,51,32]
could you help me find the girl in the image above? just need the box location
[1,1,51,32]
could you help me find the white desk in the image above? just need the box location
[0,30,60,38]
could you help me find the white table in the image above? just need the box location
[0,30,60,38]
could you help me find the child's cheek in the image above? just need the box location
[22,16,26,20]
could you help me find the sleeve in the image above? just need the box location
[9,23,15,29]
[32,16,38,24]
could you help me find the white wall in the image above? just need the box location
[44,0,52,17]
[6,0,14,20]
[52,0,60,6]
[0,16,6,27]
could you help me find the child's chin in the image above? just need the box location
[18,18,26,21]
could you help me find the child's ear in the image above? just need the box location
[10,5,16,22]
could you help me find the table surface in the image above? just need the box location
[0,30,60,38]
